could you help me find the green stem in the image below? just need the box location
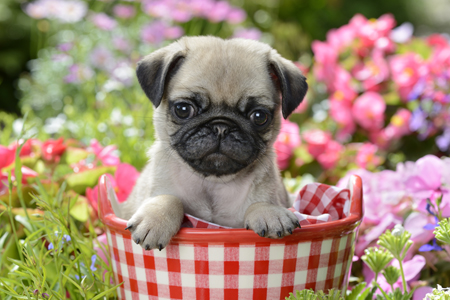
[375,282,390,300]
[398,259,407,292]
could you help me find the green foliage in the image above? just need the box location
[0,168,118,299]
[434,218,450,246]
[382,266,401,287]
[285,289,344,300]
[361,247,393,276]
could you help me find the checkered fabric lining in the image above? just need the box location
[107,229,356,300]
[183,183,351,229]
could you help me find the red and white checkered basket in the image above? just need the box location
[98,175,363,300]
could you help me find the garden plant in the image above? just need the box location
[1,0,450,299]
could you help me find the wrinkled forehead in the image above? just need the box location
[167,45,277,110]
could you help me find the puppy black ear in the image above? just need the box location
[136,50,185,108]
[269,56,308,119]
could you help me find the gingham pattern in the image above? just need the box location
[182,183,351,229]
[106,229,356,300]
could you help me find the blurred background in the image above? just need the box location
[2,0,450,115]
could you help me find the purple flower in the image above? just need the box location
[207,1,231,23]
[58,43,73,52]
[409,107,427,132]
[48,243,54,250]
[390,22,414,43]
[89,47,114,71]
[91,13,117,31]
[232,28,262,40]
[113,37,131,53]
[419,238,443,252]
[33,289,39,295]
[226,8,246,24]
[436,128,450,151]
[90,254,97,272]
[64,64,94,84]
[140,21,184,45]
[63,235,71,242]
[42,293,49,298]
[113,4,136,19]
[407,77,426,101]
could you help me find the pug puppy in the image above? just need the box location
[113,36,307,251]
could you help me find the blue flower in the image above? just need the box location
[47,243,54,250]
[63,235,71,242]
[90,255,97,272]
[419,238,443,252]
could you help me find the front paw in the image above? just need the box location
[244,203,300,239]
[125,195,184,251]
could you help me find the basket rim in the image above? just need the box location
[98,175,363,244]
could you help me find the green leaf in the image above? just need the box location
[64,166,116,194]
[347,282,367,300]
[61,147,89,165]
[90,282,123,300]
[69,196,90,222]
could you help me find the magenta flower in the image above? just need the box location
[113,4,136,19]
[352,92,386,132]
[232,28,262,41]
[88,139,120,166]
[356,143,382,169]
[390,53,427,101]
[302,129,331,159]
[326,24,356,51]
[86,163,140,213]
[404,212,435,246]
[352,50,389,91]
[330,100,356,139]
[274,119,301,170]
[316,140,344,170]
[90,13,117,31]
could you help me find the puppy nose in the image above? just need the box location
[212,123,230,137]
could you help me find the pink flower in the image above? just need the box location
[390,53,427,101]
[226,8,246,24]
[356,143,382,169]
[352,92,386,131]
[0,145,16,169]
[352,50,390,91]
[86,163,140,213]
[113,5,136,19]
[90,13,117,31]
[274,119,301,170]
[94,233,109,265]
[326,24,356,51]
[302,129,331,158]
[140,21,184,45]
[42,138,67,163]
[330,99,356,140]
[207,1,231,23]
[89,47,114,71]
[88,139,120,166]
[316,140,343,170]
[64,64,94,84]
[404,212,435,246]
[384,108,412,140]
[232,28,262,41]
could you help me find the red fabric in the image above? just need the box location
[183,183,351,229]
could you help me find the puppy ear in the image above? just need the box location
[269,55,308,119]
[136,48,185,108]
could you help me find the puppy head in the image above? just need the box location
[136,36,307,177]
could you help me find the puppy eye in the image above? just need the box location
[250,110,269,126]
[174,103,196,119]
